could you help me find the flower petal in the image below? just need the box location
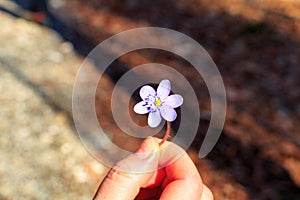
[148,110,161,128]
[140,85,156,100]
[157,79,171,100]
[164,94,183,108]
[134,101,150,114]
[160,106,177,122]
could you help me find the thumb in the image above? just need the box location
[93,137,160,200]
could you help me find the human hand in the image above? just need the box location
[93,137,213,200]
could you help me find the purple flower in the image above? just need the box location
[134,79,183,128]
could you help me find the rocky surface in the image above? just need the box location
[0,11,107,200]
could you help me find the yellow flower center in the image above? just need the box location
[155,99,162,106]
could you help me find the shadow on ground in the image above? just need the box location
[6,0,300,199]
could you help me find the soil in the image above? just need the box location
[1,0,299,199]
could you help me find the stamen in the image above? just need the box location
[155,99,162,106]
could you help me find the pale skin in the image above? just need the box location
[93,137,214,200]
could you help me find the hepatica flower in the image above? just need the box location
[134,79,183,144]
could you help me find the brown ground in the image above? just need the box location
[1,0,299,199]
[55,1,300,199]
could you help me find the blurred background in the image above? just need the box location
[0,0,299,199]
